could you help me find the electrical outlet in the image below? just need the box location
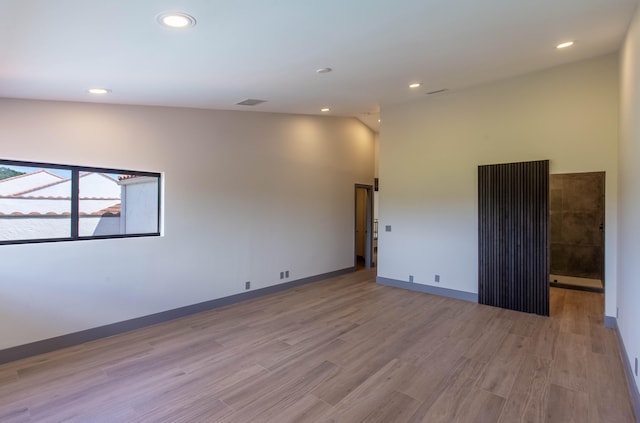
[385,225,391,232]
[409,275,414,283]
[435,274,440,283]
[285,270,290,278]
[245,281,251,290]
[280,272,284,279]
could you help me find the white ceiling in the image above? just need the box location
[0,0,637,131]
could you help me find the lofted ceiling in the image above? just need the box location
[0,0,637,131]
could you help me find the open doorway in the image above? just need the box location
[549,172,605,293]
[354,184,373,269]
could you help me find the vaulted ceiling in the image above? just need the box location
[0,0,637,130]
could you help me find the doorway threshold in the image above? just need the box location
[550,274,603,293]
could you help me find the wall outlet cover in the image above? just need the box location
[435,274,440,282]
[280,272,284,279]
[409,275,414,283]
[385,225,392,232]
[285,270,290,278]
[245,281,250,290]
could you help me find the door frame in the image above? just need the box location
[354,184,374,269]
[549,171,606,292]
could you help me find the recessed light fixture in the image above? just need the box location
[409,83,422,88]
[378,119,381,123]
[157,12,196,29]
[556,41,574,49]
[321,108,330,112]
[316,67,333,74]
[87,88,111,95]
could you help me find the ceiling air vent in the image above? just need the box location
[236,98,267,106]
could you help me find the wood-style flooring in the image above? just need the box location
[0,269,636,422]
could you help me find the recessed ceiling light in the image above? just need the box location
[157,12,196,29]
[378,119,381,123]
[321,108,330,112]
[556,41,574,49]
[87,88,111,95]
[409,83,422,88]
[316,68,333,74]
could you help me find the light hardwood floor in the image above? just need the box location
[0,269,636,422]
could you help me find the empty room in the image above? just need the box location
[1,1,639,422]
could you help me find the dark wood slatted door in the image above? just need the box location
[478,160,549,316]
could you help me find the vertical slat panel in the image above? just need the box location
[478,160,549,316]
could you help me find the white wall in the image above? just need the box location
[379,54,619,317]
[0,216,71,241]
[120,177,159,234]
[83,216,120,236]
[618,2,640,395]
[0,99,374,349]
[0,215,121,240]
[0,198,118,215]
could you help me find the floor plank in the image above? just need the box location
[0,269,635,422]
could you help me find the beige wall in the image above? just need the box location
[374,132,380,178]
[379,54,619,316]
[619,1,640,395]
[0,99,374,349]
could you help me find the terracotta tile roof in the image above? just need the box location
[0,203,121,217]
[0,171,123,217]
[0,196,120,200]
[0,211,71,216]
[92,203,121,217]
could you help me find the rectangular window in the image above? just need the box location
[0,159,161,245]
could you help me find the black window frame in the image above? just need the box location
[0,159,161,245]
